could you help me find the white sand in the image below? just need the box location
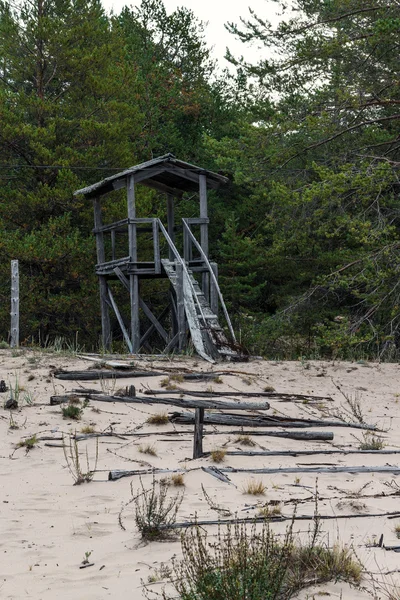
[1,350,400,599]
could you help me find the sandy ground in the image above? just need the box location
[1,350,400,599]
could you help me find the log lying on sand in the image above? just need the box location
[169,411,375,430]
[53,369,165,380]
[108,468,184,481]
[160,511,400,530]
[144,389,333,402]
[217,465,400,476]
[49,393,270,411]
[53,369,238,382]
[224,449,400,457]
[74,429,334,442]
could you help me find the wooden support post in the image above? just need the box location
[199,173,209,299]
[166,193,175,262]
[107,287,133,353]
[127,175,140,352]
[193,407,204,459]
[183,225,192,263]
[93,198,111,350]
[210,262,219,315]
[111,229,116,261]
[10,260,19,348]
[152,219,161,274]
[176,261,186,351]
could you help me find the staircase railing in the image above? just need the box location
[182,219,236,343]
[157,219,208,327]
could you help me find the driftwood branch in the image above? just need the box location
[50,393,270,411]
[144,389,333,402]
[159,510,400,530]
[169,411,375,430]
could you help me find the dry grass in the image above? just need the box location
[146,412,169,425]
[395,524,400,539]
[358,431,385,450]
[264,385,275,392]
[139,443,157,457]
[210,448,226,463]
[171,474,185,487]
[234,434,256,447]
[258,502,282,517]
[213,376,223,384]
[80,425,95,434]
[242,479,266,495]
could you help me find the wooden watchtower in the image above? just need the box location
[74,154,240,362]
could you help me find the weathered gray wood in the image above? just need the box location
[199,173,208,256]
[169,411,375,430]
[143,389,332,401]
[210,262,218,315]
[225,449,400,457]
[139,298,168,343]
[152,219,161,274]
[109,468,184,481]
[51,393,270,410]
[176,261,186,351]
[167,193,175,262]
[159,510,400,530]
[113,266,129,291]
[93,198,111,349]
[140,305,170,347]
[127,174,140,353]
[163,332,179,352]
[218,465,400,475]
[10,260,19,348]
[111,229,116,261]
[54,369,165,380]
[202,466,233,485]
[193,407,204,459]
[107,287,133,353]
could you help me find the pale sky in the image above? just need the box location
[103,0,280,66]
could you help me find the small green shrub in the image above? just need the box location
[62,404,82,420]
[134,476,184,540]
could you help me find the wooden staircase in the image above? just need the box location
[161,259,241,363]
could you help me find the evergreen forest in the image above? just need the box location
[1,0,399,360]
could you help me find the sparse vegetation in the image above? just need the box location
[62,404,82,420]
[139,444,157,457]
[151,514,362,600]
[146,412,169,425]
[210,448,226,463]
[16,434,38,451]
[395,524,400,540]
[63,436,99,485]
[264,385,275,392]
[134,476,184,540]
[171,474,185,487]
[234,434,256,447]
[243,479,266,495]
[213,376,223,384]
[258,503,282,518]
[80,425,95,434]
[358,431,385,450]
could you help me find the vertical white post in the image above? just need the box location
[10,260,19,348]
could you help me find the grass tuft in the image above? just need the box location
[134,476,183,540]
[210,448,226,463]
[61,404,82,420]
[242,479,266,495]
[146,412,169,425]
[139,443,157,457]
[234,434,256,447]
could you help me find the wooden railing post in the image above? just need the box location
[193,407,204,459]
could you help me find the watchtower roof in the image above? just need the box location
[74,153,229,199]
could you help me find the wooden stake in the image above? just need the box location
[193,407,204,459]
[10,260,19,348]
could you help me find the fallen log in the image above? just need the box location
[159,510,400,530]
[218,465,400,476]
[108,468,184,481]
[75,429,334,442]
[169,411,375,430]
[53,369,236,382]
[144,389,333,402]
[224,449,400,457]
[53,369,165,380]
[49,393,270,411]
